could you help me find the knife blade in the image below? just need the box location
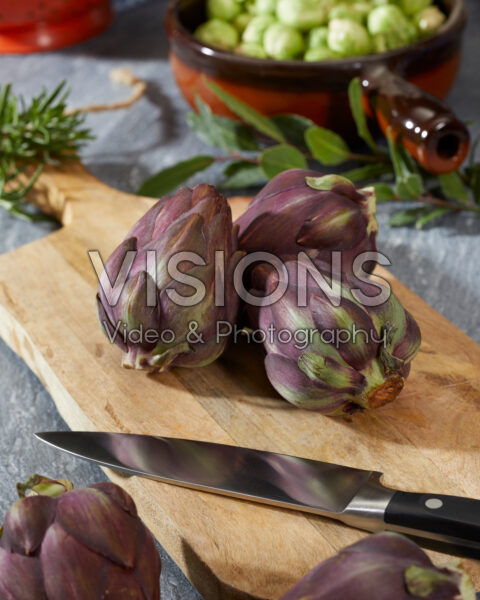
[35,431,480,555]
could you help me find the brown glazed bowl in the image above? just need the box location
[166,0,469,174]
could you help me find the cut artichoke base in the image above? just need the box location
[271,358,407,415]
[353,359,405,412]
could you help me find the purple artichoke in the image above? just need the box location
[0,475,161,599]
[235,170,378,271]
[248,259,421,415]
[97,184,244,371]
[280,532,475,600]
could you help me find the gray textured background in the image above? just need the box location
[0,0,479,597]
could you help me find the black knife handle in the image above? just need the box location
[384,491,480,544]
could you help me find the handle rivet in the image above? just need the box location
[425,498,443,510]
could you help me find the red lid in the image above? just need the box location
[0,1,112,53]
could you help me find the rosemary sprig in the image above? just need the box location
[139,78,480,229]
[0,82,94,221]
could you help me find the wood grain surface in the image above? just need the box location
[0,163,479,599]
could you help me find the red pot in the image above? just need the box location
[0,0,112,53]
[165,0,469,174]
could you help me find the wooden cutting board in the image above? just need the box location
[0,162,479,599]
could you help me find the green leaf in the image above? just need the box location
[222,161,266,188]
[205,80,285,143]
[269,114,314,149]
[373,183,396,203]
[187,96,258,152]
[465,165,480,204]
[347,78,380,154]
[389,204,453,229]
[386,132,424,200]
[438,171,470,205]
[137,155,215,198]
[386,131,407,176]
[260,144,308,179]
[415,206,452,229]
[305,174,353,191]
[305,126,350,166]
[341,163,393,183]
[396,174,424,201]
[389,206,430,227]
[464,134,480,203]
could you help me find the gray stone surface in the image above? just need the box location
[0,0,479,597]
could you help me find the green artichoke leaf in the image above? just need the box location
[405,565,475,599]
[305,173,353,191]
[298,353,365,393]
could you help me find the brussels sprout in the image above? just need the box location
[399,0,432,16]
[248,0,277,15]
[328,18,372,56]
[367,4,410,35]
[207,0,242,21]
[242,14,276,43]
[328,4,363,23]
[276,0,328,32]
[233,12,254,33]
[264,22,305,59]
[368,4,420,50]
[307,26,329,49]
[194,19,239,49]
[371,18,418,50]
[372,30,400,51]
[352,1,373,20]
[235,42,269,57]
[304,46,338,60]
[413,6,446,35]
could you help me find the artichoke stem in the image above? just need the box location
[367,374,404,408]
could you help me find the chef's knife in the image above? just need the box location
[35,432,480,554]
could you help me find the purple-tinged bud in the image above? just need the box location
[96,184,244,371]
[235,170,378,273]
[280,532,475,600]
[249,259,421,415]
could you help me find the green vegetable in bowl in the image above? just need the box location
[242,14,276,43]
[235,41,269,56]
[193,0,446,60]
[328,18,372,56]
[352,2,373,20]
[234,12,254,32]
[276,0,328,31]
[367,4,417,48]
[194,19,239,49]
[248,0,277,15]
[328,3,364,23]
[304,46,338,60]
[306,26,329,49]
[207,0,242,21]
[371,22,418,50]
[399,0,432,16]
[368,4,412,35]
[414,5,446,35]
[264,22,305,58]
